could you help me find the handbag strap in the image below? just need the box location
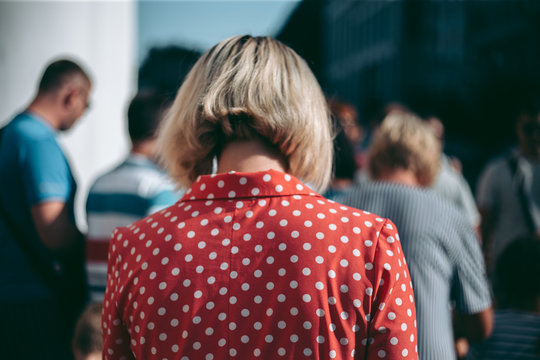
[507,154,537,234]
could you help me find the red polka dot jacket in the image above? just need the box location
[102,170,418,359]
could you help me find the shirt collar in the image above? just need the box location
[182,169,319,201]
[126,153,160,168]
[22,111,58,134]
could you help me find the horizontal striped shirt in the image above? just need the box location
[86,154,182,301]
[333,181,492,360]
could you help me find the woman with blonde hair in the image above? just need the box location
[102,35,417,360]
[336,112,492,360]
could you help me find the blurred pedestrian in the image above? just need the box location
[382,104,480,228]
[102,35,418,360]
[73,302,103,360]
[86,91,183,301]
[476,104,540,273]
[328,99,367,172]
[427,116,480,229]
[335,112,493,360]
[324,116,357,199]
[465,234,540,360]
[0,58,91,359]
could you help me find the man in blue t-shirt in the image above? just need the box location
[0,59,91,359]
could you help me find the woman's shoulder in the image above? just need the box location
[112,202,183,237]
[323,197,392,228]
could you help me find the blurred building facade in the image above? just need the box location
[278,0,540,185]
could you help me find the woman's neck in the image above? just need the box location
[217,140,287,174]
[375,168,421,187]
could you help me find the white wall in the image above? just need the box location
[0,1,136,231]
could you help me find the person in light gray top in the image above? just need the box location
[334,112,492,360]
[433,154,480,227]
[426,116,480,228]
[476,107,540,274]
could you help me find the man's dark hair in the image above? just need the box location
[127,91,171,144]
[38,59,90,93]
[494,234,540,310]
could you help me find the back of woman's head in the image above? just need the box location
[158,35,333,192]
[367,112,441,186]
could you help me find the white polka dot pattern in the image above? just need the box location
[102,170,418,359]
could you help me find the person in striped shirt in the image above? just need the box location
[85,91,183,301]
[333,112,493,360]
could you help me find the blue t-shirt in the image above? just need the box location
[0,112,77,301]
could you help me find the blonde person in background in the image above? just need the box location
[334,112,493,360]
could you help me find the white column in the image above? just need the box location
[0,1,137,231]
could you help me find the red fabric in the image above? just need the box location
[102,170,418,359]
[86,237,110,263]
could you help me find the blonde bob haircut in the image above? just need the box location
[368,112,441,187]
[157,35,333,192]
